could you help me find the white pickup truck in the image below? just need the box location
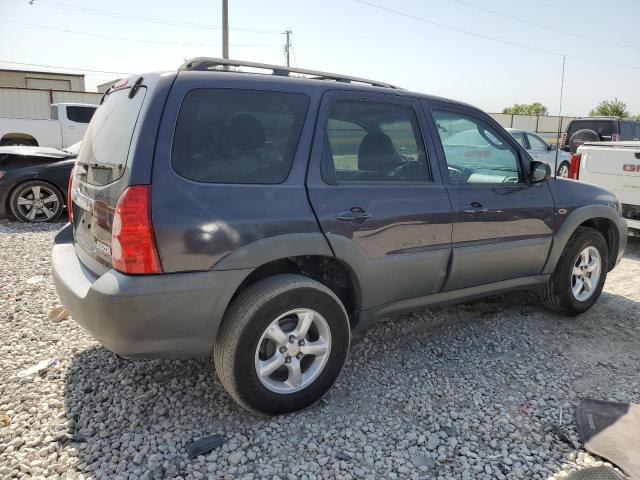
[0,103,97,148]
[571,141,640,235]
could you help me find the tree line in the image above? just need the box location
[502,99,640,120]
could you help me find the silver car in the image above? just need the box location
[507,128,572,177]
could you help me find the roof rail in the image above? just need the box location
[178,57,402,89]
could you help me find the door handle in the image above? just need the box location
[461,202,488,214]
[336,207,372,222]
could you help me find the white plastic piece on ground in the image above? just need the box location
[47,305,70,322]
[16,359,58,378]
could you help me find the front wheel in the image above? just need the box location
[214,274,350,415]
[541,227,608,316]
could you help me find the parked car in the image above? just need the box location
[569,141,640,236]
[0,103,96,148]
[561,117,640,153]
[0,142,78,222]
[52,58,627,415]
[506,128,572,177]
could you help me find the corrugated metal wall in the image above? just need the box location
[0,87,102,119]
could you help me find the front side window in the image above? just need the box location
[527,133,548,150]
[324,99,429,183]
[172,89,309,184]
[433,110,521,184]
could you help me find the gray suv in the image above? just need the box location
[52,58,627,415]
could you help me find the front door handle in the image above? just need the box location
[461,202,488,214]
[336,207,372,222]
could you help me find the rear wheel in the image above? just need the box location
[214,274,350,415]
[541,227,608,316]
[9,181,64,222]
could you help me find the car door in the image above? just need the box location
[306,91,453,311]
[426,102,555,291]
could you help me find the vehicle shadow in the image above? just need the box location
[61,239,640,478]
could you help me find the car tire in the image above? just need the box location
[214,274,350,415]
[541,227,608,316]
[9,181,65,223]
[557,161,570,178]
[568,129,599,154]
[0,138,36,147]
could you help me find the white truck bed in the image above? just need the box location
[576,141,640,234]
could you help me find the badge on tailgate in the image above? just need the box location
[95,239,112,257]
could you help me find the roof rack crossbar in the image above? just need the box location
[178,57,401,89]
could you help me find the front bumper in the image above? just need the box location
[51,224,251,358]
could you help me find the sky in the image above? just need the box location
[0,0,639,116]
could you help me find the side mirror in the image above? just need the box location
[530,160,550,183]
[548,144,556,151]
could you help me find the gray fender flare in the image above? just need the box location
[542,204,624,275]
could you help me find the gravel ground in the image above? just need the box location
[1,221,639,480]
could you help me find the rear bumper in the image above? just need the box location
[51,224,251,358]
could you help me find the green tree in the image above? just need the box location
[502,102,549,116]
[589,98,629,117]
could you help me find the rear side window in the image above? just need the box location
[66,106,96,124]
[323,99,429,183]
[620,122,634,140]
[172,89,309,184]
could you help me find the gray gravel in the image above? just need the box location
[1,220,639,479]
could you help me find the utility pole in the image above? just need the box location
[222,0,229,59]
[284,29,292,67]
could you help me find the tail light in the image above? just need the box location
[612,133,620,142]
[67,165,76,223]
[569,153,581,180]
[560,132,567,148]
[111,185,162,274]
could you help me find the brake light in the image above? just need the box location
[569,154,581,180]
[560,132,567,148]
[111,185,162,274]
[612,133,620,142]
[67,165,76,223]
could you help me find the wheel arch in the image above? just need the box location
[543,205,622,274]
[213,233,362,327]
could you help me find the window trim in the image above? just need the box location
[320,94,434,186]
[169,87,311,186]
[425,102,529,187]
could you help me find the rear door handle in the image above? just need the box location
[461,202,488,214]
[336,207,372,222]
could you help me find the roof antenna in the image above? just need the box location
[555,56,566,176]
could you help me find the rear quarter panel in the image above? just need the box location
[150,72,327,273]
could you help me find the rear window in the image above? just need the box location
[171,89,309,184]
[66,106,96,124]
[77,88,147,186]
[567,120,615,139]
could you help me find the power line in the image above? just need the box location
[353,0,640,70]
[0,60,134,76]
[17,0,281,34]
[450,0,640,52]
[0,18,283,48]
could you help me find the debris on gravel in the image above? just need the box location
[1,221,639,479]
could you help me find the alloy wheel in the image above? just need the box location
[571,246,601,302]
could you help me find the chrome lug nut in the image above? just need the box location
[298,339,305,346]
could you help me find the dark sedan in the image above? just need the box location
[0,142,78,222]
